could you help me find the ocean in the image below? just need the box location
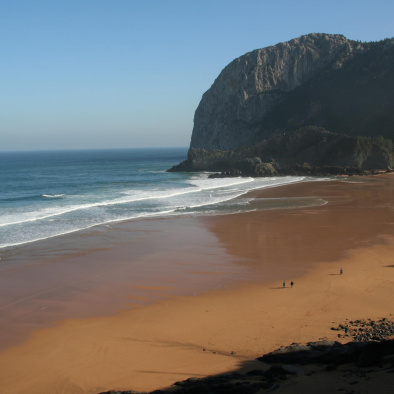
[0,148,310,252]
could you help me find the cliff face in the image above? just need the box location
[170,33,394,176]
[259,37,394,142]
[191,33,356,150]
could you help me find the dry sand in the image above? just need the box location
[0,175,393,393]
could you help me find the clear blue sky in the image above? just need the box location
[1,0,393,151]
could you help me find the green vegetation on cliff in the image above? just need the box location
[169,127,393,176]
[259,38,394,144]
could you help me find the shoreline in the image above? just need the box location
[0,174,393,393]
[0,175,306,254]
[0,175,316,352]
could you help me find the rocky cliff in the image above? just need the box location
[191,33,357,151]
[170,33,394,176]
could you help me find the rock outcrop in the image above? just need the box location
[169,127,393,177]
[191,33,356,151]
[170,33,394,176]
[100,339,394,394]
[258,339,394,367]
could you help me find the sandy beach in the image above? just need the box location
[0,174,393,393]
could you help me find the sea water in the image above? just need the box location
[0,148,307,251]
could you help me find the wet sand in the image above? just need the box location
[0,217,252,351]
[0,175,393,393]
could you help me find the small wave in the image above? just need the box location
[42,194,65,198]
[0,221,104,249]
[0,176,305,228]
[0,177,310,250]
[0,207,182,249]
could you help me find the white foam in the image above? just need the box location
[0,208,178,249]
[0,178,258,228]
[186,176,255,189]
[0,175,307,249]
[42,194,65,198]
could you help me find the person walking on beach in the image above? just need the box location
[291,281,294,288]
[340,268,343,275]
[283,281,286,288]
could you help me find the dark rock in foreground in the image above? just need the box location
[99,337,394,394]
[330,317,394,342]
[258,339,394,367]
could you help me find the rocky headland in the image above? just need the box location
[169,33,394,177]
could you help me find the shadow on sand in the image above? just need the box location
[99,339,394,394]
[270,287,289,289]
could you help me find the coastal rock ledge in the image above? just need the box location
[100,338,394,394]
[169,33,394,177]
